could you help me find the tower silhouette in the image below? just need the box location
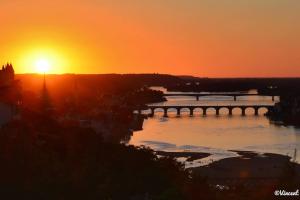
[0,63,14,86]
[40,75,53,115]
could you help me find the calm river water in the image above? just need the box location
[129,87,300,166]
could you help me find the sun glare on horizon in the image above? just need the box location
[16,46,70,74]
[35,59,50,74]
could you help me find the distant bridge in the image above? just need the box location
[138,105,275,117]
[163,93,277,101]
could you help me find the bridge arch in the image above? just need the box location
[145,107,163,117]
[162,107,177,117]
[152,107,164,113]
[219,107,230,115]
[204,107,217,116]
[231,107,243,115]
[193,107,203,116]
[245,107,255,115]
[178,107,192,111]
[257,106,270,115]
[177,107,192,116]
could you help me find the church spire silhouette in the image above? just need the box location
[40,75,53,115]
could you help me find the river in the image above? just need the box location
[129,87,300,167]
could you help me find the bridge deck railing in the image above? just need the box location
[163,93,278,101]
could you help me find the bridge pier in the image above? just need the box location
[203,108,207,116]
[196,96,199,101]
[241,107,246,116]
[272,96,275,102]
[163,108,168,117]
[228,108,233,116]
[176,108,181,116]
[150,108,155,117]
[234,96,237,101]
[189,108,194,116]
[216,108,220,116]
[254,107,259,116]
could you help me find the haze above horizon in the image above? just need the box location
[1,0,300,77]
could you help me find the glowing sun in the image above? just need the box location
[18,46,69,74]
[35,59,50,73]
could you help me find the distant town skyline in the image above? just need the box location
[1,0,300,77]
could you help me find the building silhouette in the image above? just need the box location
[0,63,14,87]
[0,63,18,126]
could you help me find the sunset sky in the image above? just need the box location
[1,0,300,77]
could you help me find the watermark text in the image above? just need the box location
[274,189,299,196]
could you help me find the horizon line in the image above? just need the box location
[15,73,300,79]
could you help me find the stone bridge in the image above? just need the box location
[163,93,277,101]
[138,105,274,117]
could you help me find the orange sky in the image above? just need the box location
[1,0,300,77]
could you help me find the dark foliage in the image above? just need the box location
[0,115,214,200]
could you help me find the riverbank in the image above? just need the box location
[151,149,300,199]
[192,151,300,188]
[156,151,211,162]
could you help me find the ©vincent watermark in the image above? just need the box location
[274,189,299,196]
